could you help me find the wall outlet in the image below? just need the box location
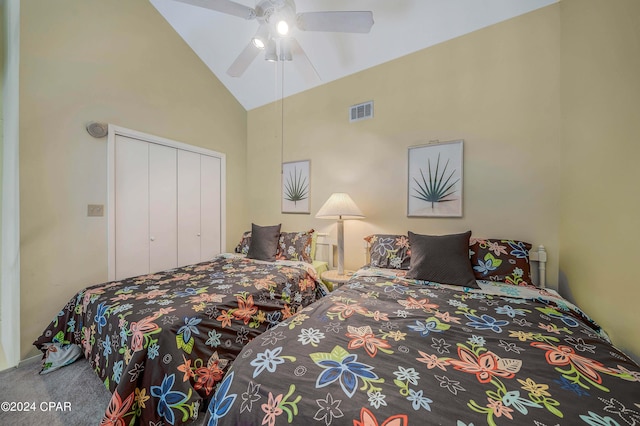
[87,204,104,217]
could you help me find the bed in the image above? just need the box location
[205,231,640,426]
[33,226,331,426]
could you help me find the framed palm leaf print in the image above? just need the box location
[408,140,463,217]
[282,160,310,214]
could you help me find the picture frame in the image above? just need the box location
[282,160,310,214]
[407,140,463,217]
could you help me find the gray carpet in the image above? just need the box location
[0,356,207,425]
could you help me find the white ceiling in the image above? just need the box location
[150,0,557,111]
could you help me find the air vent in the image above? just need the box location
[349,101,374,122]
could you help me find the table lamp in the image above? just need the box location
[315,192,364,275]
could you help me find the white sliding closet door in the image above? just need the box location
[114,136,150,280]
[201,155,222,259]
[149,144,178,273]
[177,152,222,266]
[177,150,202,267]
[108,126,226,282]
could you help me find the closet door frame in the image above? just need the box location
[107,125,226,281]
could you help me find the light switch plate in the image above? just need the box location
[88,204,104,217]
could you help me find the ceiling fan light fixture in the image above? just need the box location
[276,19,289,36]
[251,24,269,49]
[279,38,292,61]
[183,0,375,78]
[252,38,265,49]
[265,38,278,62]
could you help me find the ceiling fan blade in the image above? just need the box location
[226,42,261,77]
[172,0,256,20]
[296,11,374,33]
[288,38,320,83]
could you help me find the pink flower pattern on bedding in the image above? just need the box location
[205,267,640,426]
[34,254,326,425]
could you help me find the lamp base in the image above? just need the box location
[337,219,344,275]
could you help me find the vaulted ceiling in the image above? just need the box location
[150,0,558,110]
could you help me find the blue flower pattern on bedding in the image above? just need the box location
[206,267,640,426]
[34,254,326,426]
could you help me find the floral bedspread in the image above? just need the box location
[33,254,326,425]
[206,267,640,426]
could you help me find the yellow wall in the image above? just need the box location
[0,0,4,176]
[0,1,4,235]
[246,2,640,361]
[559,0,640,359]
[247,6,561,284]
[19,0,247,357]
[16,0,640,364]
[0,0,5,369]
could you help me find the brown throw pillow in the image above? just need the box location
[246,223,281,262]
[406,230,479,289]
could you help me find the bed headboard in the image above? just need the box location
[362,241,548,288]
[314,233,334,269]
[529,245,547,288]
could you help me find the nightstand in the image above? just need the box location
[321,269,354,291]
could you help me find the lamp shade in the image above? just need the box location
[316,193,364,220]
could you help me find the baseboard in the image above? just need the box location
[18,354,41,368]
[0,344,7,372]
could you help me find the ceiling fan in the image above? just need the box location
[173,0,374,79]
